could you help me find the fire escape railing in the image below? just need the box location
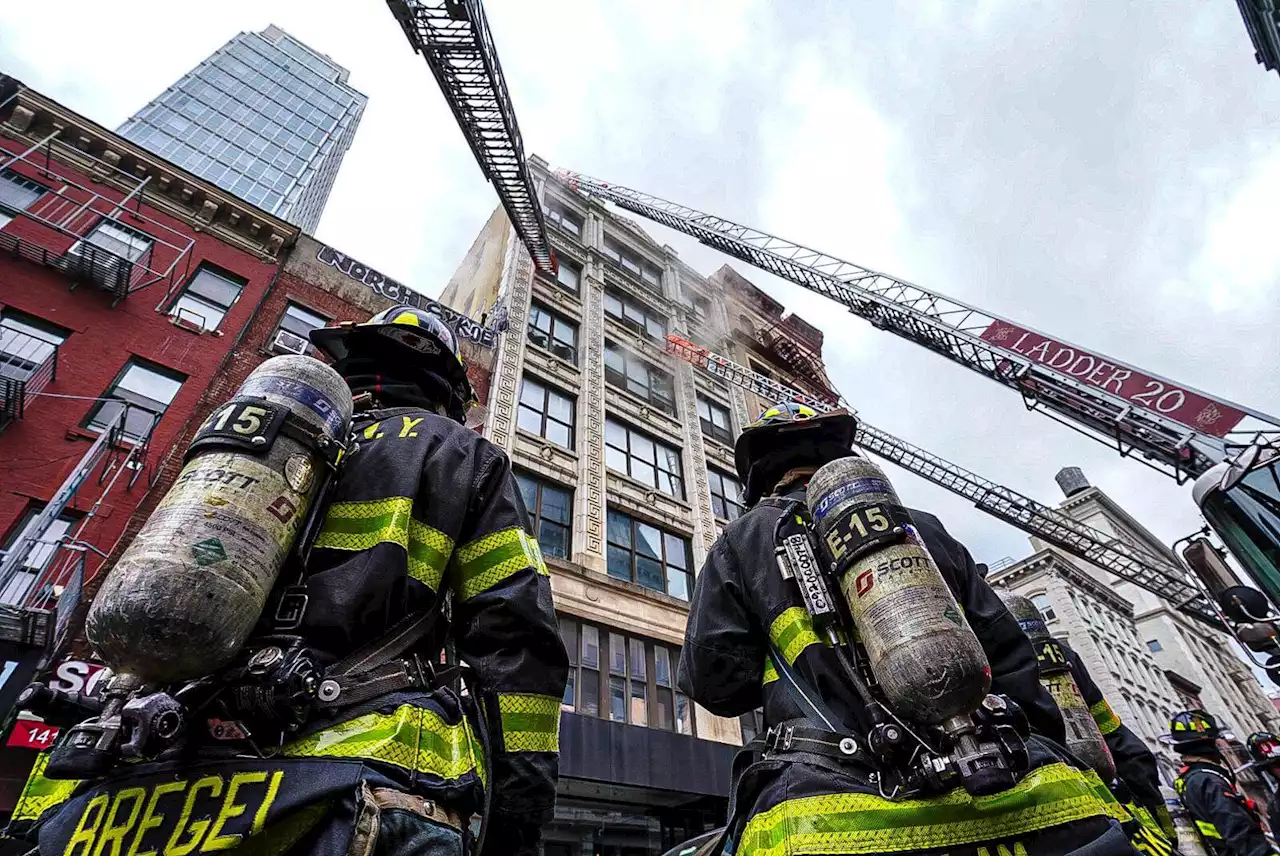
[0,328,58,431]
[0,135,195,305]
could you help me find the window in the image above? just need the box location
[604,291,666,341]
[555,258,581,294]
[1,504,80,606]
[708,468,745,522]
[0,311,68,382]
[527,302,578,365]
[604,342,675,414]
[170,266,245,331]
[544,202,583,237]
[73,219,153,263]
[273,302,329,354]
[606,508,692,600]
[1147,639,1163,653]
[605,418,684,499]
[697,395,732,445]
[1031,593,1056,622]
[85,359,185,442]
[517,376,575,449]
[515,471,573,560]
[602,237,662,287]
[559,616,694,735]
[0,169,45,227]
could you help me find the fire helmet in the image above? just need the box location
[310,305,475,422]
[1247,732,1280,765]
[1168,709,1223,754]
[734,401,858,507]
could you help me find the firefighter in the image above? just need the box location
[8,306,569,856]
[1061,639,1179,847]
[677,402,1138,856]
[1172,711,1276,856]
[1245,732,1280,838]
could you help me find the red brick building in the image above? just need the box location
[0,79,505,810]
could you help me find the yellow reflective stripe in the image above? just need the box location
[454,527,547,600]
[1090,699,1121,735]
[283,704,484,785]
[498,693,561,753]
[1081,769,1132,824]
[738,762,1111,856]
[770,607,822,666]
[763,656,779,685]
[1195,820,1222,839]
[11,752,80,822]
[313,497,452,590]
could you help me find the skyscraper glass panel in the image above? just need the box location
[118,25,366,233]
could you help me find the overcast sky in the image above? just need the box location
[3,1,1279,575]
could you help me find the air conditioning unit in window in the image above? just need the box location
[272,329,310,355]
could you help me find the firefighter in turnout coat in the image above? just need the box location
[677,402,1140,856]
[7,306,569,856]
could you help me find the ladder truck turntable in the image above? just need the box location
[391,0,1280,678]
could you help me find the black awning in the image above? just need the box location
[559,712,738,798]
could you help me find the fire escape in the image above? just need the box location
[0,131,195,307]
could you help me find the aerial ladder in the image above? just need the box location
[666,333,1218,626]
[386,0,1280,672]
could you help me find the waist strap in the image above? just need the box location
[764,719,864,764]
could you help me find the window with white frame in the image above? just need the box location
[1031,593,1056,622]
[73,219,153,263]
[697,395,732,445]
[604,341,675,414]
[85,359,185,442]
[604,418,684,499]
[0,311,68,383]
[170,266,245,331]
[605,290,666,341]
[708,467,745,521]
[0,169,46,229]
[517,376,575,449]
[605,508,692,601]
[272,302,329,354]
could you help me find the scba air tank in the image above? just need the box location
[808,456,990,725]
[87,356,352,684]
[997,590,1117,781]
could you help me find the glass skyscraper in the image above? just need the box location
[118,25,366,233]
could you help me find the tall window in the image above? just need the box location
[0,169,45,229]
[170,266,246,331]
[604,291,666,341]
[544,202,583,237]
[515,471,573,560]
[527,302,578,365]
[604,342,675,414]
[0,504,80,606]
[1031,593,1056,622]
[517,377,575,449]
[85,359,185,442]
[555,258,581,294]
[606,508,692,600]
[0,311,68,382]
[605,418,684,499]
[708,468,745,522]
[273,302,329,354]
[697,395,732,445]
[559,616,694,735]
[73,219,153,263]
[602,237,663,287]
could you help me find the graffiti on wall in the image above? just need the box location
[315,244,507,348]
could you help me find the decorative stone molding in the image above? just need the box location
[675,315,718,561]
[572,216,608,573]
[487,234,535,454]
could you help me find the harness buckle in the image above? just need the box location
[273,586,309,631]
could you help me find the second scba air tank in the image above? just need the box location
[997,590,1117,781]
[808,455,991,725]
